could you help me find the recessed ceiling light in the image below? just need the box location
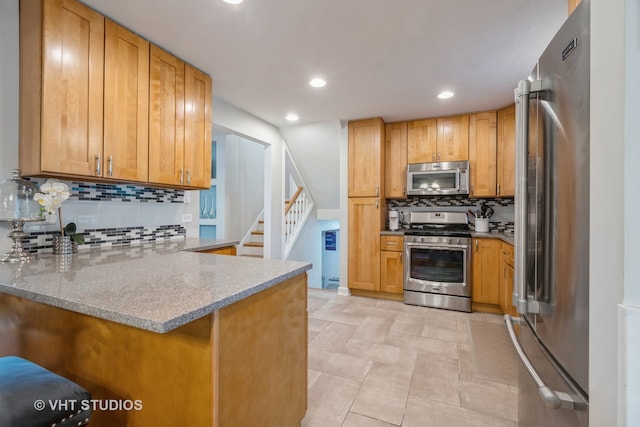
[309,78,327,88]
[222,0,243,4]
[437,91,454,99]
[285,113,299,121]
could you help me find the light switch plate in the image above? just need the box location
[181,214,193,223]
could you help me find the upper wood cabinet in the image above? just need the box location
[497,104,516,197]
[385,122,407,198]
[437,115,469,162]
[148,47,213,188]
[407,115,469,163]
[348,118,385,197]
[148,45,185,186]
[20,0,105,177]
[19,0,212,189]
[407,119,437,163]
[183,65,213,188]
[469,111,497,198]
[103,20,149,182]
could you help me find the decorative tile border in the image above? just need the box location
[23,225,186,253]
[27,178,185,203]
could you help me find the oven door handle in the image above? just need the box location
[405,242,470,251]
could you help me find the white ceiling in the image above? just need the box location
[82,0,567,129]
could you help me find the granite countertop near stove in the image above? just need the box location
[0,238,311,334]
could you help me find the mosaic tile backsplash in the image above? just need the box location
[28,178,185,203]
[388,196,515,233]
[23,178,187,253]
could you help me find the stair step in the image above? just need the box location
[244,242,264,248]
[239,254,263,258]
[251,231,264,235]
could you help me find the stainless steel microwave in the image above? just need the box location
[406,161,469,196]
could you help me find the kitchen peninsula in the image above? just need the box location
[0,239,311,426]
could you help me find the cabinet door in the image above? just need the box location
[497,105,516,197]
[407,119,437,163]
[36,0,104,176]
[348,118,385,197]
[385,122,408,198]
[380,251,403,294]
[149,45,185,186]
[469,111,497,197]
[471,238,501,305]
[183,64,212,189]
[437,115,469,162]
[348,198,381,291]
[104,20,149,182]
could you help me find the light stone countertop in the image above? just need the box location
[0,238,311,333]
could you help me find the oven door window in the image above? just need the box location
[409,247,464,283]
[411,171,457,191]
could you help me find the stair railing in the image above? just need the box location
[283,185,313,259]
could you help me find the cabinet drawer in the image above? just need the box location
[380,235,404,252]
[501,242,514,266]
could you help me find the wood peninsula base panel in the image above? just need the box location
[0,273,307,427]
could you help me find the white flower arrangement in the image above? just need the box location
[33,180,84,244]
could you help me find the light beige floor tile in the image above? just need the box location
[310,321,357,351]
[410,351,461,406]
[402,395,517,427]
[351,316,394,344]
[425,308,459,332]
[459,380,518,421]
[384,332,459,359]
[388,312,425,336]
[308,368,321,389]
[302,373,361,427]
[309,317,331,332]
[375,300,429,316]
[344,304,401,321]
[342,339,417,367]
[310,304,367,326]
[308,296,332,313]
[341,412,397,427]
[420,323,459,343]
[350,363,413,426]
[309,347,373,382]
[309,330,319,343]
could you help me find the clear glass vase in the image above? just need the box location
[52,235,77,254]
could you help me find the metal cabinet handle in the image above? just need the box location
[179,168,184,185]
[497,183,501,195]
[437,152,441,162]
[504,315,584,410]
[432,152,435,162]
[108,155,113,177]
[376,186,379,197]
[376,199,379,209]
[95,153,101,176]
[475,240,478,250]
[400,253,403,264]
[187,168,191,185]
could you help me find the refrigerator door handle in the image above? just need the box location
[504,315,583,410]
[514,80,531,314]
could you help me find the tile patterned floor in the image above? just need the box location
[303,289,518,427]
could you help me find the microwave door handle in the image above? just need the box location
[455,168,460,191]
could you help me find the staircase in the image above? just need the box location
[238,215,265,257]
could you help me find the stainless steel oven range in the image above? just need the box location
[404,211,472,312]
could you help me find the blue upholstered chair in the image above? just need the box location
[0,356,92,426]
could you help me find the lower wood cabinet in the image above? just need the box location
[348,197,382,291]
[380,235,404,294]
[471,238,501,306]
[499,241,517,316]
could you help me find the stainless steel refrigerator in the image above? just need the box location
[504,0,590,425]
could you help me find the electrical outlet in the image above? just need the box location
[181,214,193,223]
[184,192,191,204]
